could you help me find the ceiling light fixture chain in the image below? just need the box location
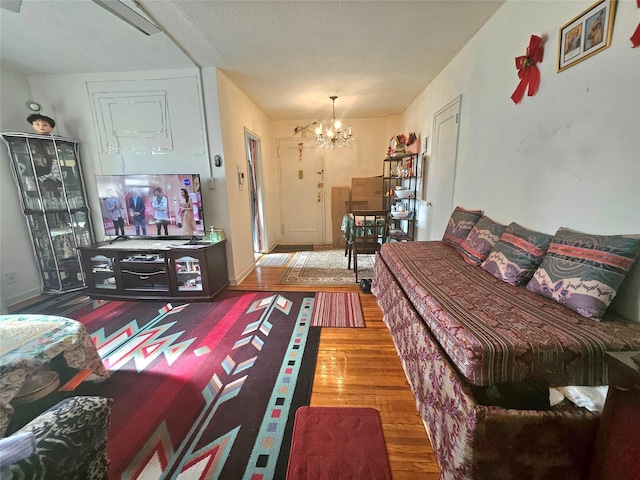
[315,96,353,149]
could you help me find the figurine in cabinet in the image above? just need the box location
[27,114,62,189]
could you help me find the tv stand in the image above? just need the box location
[79,239,228,301]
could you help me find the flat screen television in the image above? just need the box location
[95,174,205,239]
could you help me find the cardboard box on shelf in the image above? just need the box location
[331,186,351,218]
[351,176,383,209]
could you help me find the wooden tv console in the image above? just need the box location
[79,238,228,301]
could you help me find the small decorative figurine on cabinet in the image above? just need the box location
[27,114,55,135]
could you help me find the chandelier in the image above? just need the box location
[315,96,353,149]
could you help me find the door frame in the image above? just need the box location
[426,94,462,240]
[245,129,267,253]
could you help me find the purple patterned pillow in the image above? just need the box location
[526,228,640,319]
[481,222,552,286]
[442,207,483,249]
[459,216,506,266]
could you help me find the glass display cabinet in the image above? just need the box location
[1,132,94,292]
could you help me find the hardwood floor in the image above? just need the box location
[230,252,441,479]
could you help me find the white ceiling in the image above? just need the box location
[1,0,504,120]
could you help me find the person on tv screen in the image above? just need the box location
[129,188,147,235]
[178,188,197,235]
[106,189,125,236]
[152,187,169,235]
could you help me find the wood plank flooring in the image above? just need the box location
[230,251,441,479]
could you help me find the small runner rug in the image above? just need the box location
[311,292,365,328]
[286,407,392,480]
[11,291,320,480]
[257,253,292,266]
[279,250,373,286]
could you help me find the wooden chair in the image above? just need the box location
[344,200,369,256]
[348,210,389,283]
[345,200,369,215]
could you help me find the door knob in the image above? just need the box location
[427,202,433,206]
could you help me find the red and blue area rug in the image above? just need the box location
[13,290,320,479]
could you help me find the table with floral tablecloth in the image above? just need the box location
[0,314,108,436]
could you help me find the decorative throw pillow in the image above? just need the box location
[481,222,552,285]
[442,206,483,249]
[459,216,506,266]
[526,228,640,319]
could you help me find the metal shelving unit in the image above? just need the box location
[382,152,418,241]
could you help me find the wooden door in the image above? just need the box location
[426,95,461,240]
[277,138,324,244]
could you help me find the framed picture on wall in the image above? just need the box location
[558,0,616,72]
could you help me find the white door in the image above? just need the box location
[426,95,461,240]
[278,138,324,244]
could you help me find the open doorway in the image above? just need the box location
[245,130,266,256]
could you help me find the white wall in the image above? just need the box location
[405,0,640,319]
[411,0,639,237]
[0,68,42,310]
[0,67,234,307]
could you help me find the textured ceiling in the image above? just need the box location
[1,0,504,120]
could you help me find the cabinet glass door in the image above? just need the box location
[90,254,117,290]
[28,214,59,290]
[174,255,203,291]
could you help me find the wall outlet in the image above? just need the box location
[5,271,17,284]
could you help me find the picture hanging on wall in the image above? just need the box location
[558,0,617,72]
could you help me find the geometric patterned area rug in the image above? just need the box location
[12,291,320,480]
[257,253,292,266]
[311,292,365,328]
[278,250,373,286]
[286,407,392,480]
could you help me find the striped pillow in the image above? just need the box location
[459,216,506,266]
[526,228,640,319]
[442,206,483,249]
[481,222,552,285]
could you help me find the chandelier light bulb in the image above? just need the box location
[315,96,354,149]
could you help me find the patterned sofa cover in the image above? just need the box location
[1,396,112,480]
[372,241,640,480]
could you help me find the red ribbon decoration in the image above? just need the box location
[511,35,544,105]
[631,0,640,47]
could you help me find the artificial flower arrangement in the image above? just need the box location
[387,132,419,156]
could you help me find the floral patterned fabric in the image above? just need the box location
[481,222,552,285]
[458,215,506,266]
[527,228,640,319]
[0,315,109,436]
[377,241,640,387]
[441,207,483,249]
[372,255,600,480]
[3,396,112,479]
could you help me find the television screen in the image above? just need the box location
[95,174,205,238]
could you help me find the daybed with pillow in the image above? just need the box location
[372,207,640,480]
